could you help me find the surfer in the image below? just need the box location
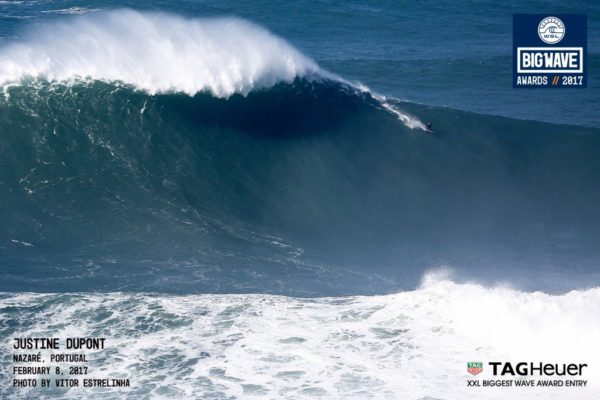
[426,122,432,131]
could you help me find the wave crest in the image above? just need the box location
[0,9,427,129]
[0,9,320,97]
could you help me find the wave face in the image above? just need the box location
[2,275,599,399]
[0,10,320,97]
[1,11,600,296]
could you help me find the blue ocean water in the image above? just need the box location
[1,1,599,126]
[0,2,599,399]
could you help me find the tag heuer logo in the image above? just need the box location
[468,362,483,376]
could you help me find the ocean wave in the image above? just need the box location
[0,9,425,129]
[1,78,600,295]
[0,9,320,97]
[1,272,599,399]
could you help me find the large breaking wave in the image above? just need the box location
[1,10,600,296]
[0,9,425,130]
[0,10,320,97]
[1,9,600,400]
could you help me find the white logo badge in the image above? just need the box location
[538,16,565,44]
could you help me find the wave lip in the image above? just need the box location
[0,9,321,97]
[0,9,427,129]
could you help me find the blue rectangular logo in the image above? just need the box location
[513,14,587,88]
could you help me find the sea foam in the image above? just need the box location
[1,271,598,399]
[0,10,320,97]
[0,9,427,130]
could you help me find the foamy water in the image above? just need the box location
[0,10,319,97]
[2,272,598,399]
[0,9,426,130]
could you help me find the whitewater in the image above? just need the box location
[0,9,425,129]
[2,271,599,399]
[0,10,319,96]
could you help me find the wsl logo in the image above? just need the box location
[538,17,564,44]
[513,14,586,88]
